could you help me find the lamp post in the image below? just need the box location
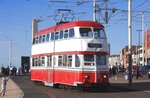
[128,0,132,86]
[137,30,142,66]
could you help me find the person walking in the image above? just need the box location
[0,75,9,97]
[112,66,117,80]
[136,66,140,80]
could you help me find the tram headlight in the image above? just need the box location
[103,75,107,79]
[85,75,90,80]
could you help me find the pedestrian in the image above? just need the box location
[112,66,117,80]
[109,67,112,78]
[136,66,140,80]
[124,69,129,80]
[0,75,9,97]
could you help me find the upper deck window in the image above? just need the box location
[42,35,46,42]
[64,29,69,38]
[39,36,42,43]
[46,33,50,42]
[60,30,63,39]
[55,32,59,40]
[69,28,74,37]
[94,28,106,39]
[80,28,93,37]
[35,37,39,44]
[51,33,54,41]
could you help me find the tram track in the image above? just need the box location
[11,75,86,98]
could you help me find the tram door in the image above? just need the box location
[47,56,53,83]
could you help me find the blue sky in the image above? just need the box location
[0,0,150,67]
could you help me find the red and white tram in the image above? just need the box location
[31,20,109,89]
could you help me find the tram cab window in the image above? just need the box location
[64,29,69,38]
[51,33,54,41]
[69,28,74,37]
[94,28,106,39]
[84,54,95,66]
[46,33,50,42]
[96,55,106,65]
[80,28,93,37]
[84,54,94,62]
[55,32,59,40]
[60,30,63,39]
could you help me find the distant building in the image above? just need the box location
[120,46,141,68]
[144,29,150,65]
[108,55,120,68]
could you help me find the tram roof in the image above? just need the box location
[34,20,104,36]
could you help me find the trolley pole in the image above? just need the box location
[128,0,132,87]
[93,0,96,21]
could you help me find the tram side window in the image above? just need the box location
[55,32,59,40]
[80,28,93,37]
[67,55,72,67]
[46,33,50,42]
[75,55,80,67]
[58,55,63,67]
[63,55,67,67]
[39,36,42,43]
[47,56,52,67]
[64,29,68,38]
[35,37,39,44]
[96,55,106,65]
[41,57,45,66]
[69,28,74,37]
[35,58,38,66]
[51,32,54,41]
[60,30,63,39]
[32,58,35,67]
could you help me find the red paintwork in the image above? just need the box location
[32,51,108,58]
[31,69,109,86]
[34,21,104,37]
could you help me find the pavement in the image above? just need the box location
[0,74,150,98]
[0,77,24,98]
[110,74,150,92]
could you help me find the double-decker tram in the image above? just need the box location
[31,20,109,89]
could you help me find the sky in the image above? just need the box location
[0,0,150,67]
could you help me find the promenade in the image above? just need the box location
[110,74,150,92]
[0,75,149,98]
[0,77,23,98]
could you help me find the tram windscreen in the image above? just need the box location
[93,28,106,39]
[80,28,93,37]
[96,55,106,65]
